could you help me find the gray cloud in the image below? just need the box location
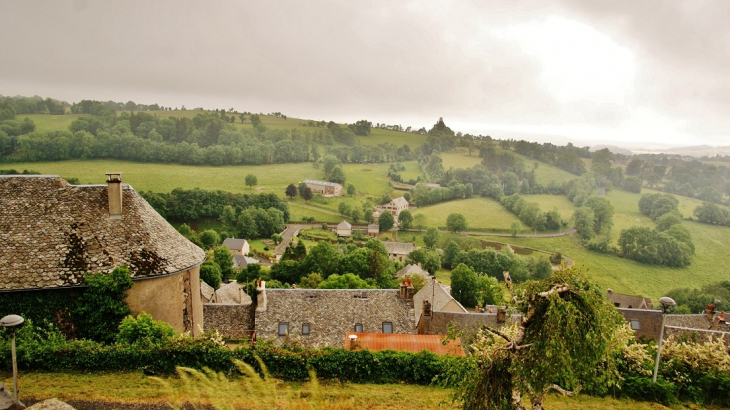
[1,0,728,145]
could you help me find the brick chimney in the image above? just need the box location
[106,172,123,219]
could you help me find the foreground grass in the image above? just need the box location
[3,371,678,410]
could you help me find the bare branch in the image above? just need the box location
[483,326,513,343]
[549,384,582,397]
[537,284,573,298]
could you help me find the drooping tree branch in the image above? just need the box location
[549,384,582,397]
[537,284,573,298]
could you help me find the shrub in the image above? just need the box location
[117,312,175,346]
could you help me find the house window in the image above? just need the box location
[278,322,289,336]
[302,323,310,335]
[614,302,620,307]
[382,322,393,334]
[354,323,363,332]
[630,319,641,330]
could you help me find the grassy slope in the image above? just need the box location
[19,113,88,133]
[5,371,672,410]
[413,197,520,231]
[522,194,576,219]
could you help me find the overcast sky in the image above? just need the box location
[1,0,728,148]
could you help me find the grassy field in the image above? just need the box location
[19,113,89,133]
[2,371,676,410]
[413,197,520,231]
[522,194,576,219]
[441,149,483,170]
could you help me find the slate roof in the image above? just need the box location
[0,175,206,291]
[396,264,429,278]
[337,220,352,230]
[232,255,259,269]
[222,238,248,251]
[383,241,415,255]
[215,281,253,304]
[607,290,653,310]
[390,197,409,208]
[344,332,465,356]
[200,280,216,303]
[367,224,379,232]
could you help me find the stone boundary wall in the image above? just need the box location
[664,326,730,344]
[203,303,255,338]
[665,314,730,332]
[423,311,520,337]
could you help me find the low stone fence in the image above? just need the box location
[664,325,730,344]
[203,303,255,338]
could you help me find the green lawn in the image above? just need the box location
[522,194,576,220]
[413,197,520,231]
[441,150,483,170]
[19,113,89,133]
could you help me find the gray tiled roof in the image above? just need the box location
[223,238,248,250]
[383,241,415,255]
[215,281,252,304]
[390,197,409,208]
[0,176,206,291]
[337,220,352,230]
[303,179,341,187]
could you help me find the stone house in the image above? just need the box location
[396,264,430,279]
[0,174,206,335]
[303,179,342,196]
[232,255,259,269]
[413,277,467,332]
[607,289,653,309]
[367,224,379,237]
[383,241,415,262]
[223,238,250,256]
[378,197,409,217]
[213,281,253,304]
[254,283,416,347]
[336,220,352,237]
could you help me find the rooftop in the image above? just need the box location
[222,238,248,250]
[345,332,464,356]
[0,175,205,291]
[303,179,341,187]
[383,241,416,255]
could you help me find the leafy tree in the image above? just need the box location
[347,184,356,196]
[285,183,298,199]
[510,221,521,238]
[423,226,441,248]
[338,202,352,216]
[349,119,372,136]
[302,241,341,279]
[526,256,553,280]
[199,229,220,249]
[407,248,441,275]
[405,274,427,292]
[572,207,596,240]
[177,223,203,248]
[446,213,468,233]
[71,266,133,344]
[271,233,283,245]
[270,260,304,284]
[413,213,427,232]
[318,273,373,289]
[623,176,642,193]
[329,166,346,184]
[213,246,234,281]
[442,241,461,269]
[398,209,413,230]
[249,114,261,127]
[245,174,258,190]
[297,182,308,196]
[351,208,362,223]
[299,272,324,289]
[447,267,624,410]
[451,263,478,307]
[403,192,411,201]
[379,211,395,231]
[475,275,502,307]
[656,212,684,231]
[694,202,727,225]
[117,312,175,345]
[302,187,313,203]
[200,260,222,289]
[584,197,614,235]
[219,205,237,229]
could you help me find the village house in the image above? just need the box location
[303,179,342,196]
[383,241,415,262]
[395,263,430,280]
[377,196,409,217]
[336,220,352,237]
[0,174,206,335]
[232,255,259,270]
[607,288,653,309]
[223,238,250,255]
[367,223,379,237]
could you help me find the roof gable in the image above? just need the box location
[390,197,409,207]
[0,176,205,291]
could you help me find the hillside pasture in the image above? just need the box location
[413,197,520,231]
[522,194,576,220]
[441,150,483,170]
[20,113,89,133]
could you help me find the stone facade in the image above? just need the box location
[203,303,256,338]
[665,314,730,332]
[255,289,415,348]
[664,326,730,344]
[420,310,520,337]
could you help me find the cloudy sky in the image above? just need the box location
[1,0,728,148]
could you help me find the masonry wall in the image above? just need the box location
[126,267,203,336]
[422,311,520,337]
[203,303,255,338]
[664,326,730,344]
[255,289,415,348]
[665,314,730,332]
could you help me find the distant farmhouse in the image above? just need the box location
[232,255,259,270]
[303,179,342,196]
[223,238,250,255]
[383,241,415,263]
[0,174,206,335]
[367,224,379,237]
[377,197,409,217]
[336,220,352,237]
[607,289,653,310]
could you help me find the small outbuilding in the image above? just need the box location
[336,220,352,237]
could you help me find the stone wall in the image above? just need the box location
[203,303,255,338]
[664,326,730,344]
[255,289,415,348]
[422,311,520,337]
[665,314,730,332]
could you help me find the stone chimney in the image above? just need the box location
[255,280,267,312]
[106,172,123,219]
[399,278,414,302]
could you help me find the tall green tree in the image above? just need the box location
[285,183,298,199]
[398,209,413,230]
[423,226,441,248]
[245,174,258,190]
[450,263,478,307]
[379,212,395,232]
[446,213,468,233]
[213,246,234,281]
[200,260,222,290]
